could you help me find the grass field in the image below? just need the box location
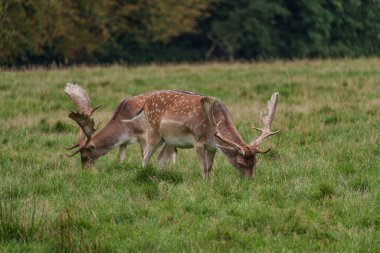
[1,59,380,252]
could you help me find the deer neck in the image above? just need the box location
[91,120,132,155]
[211,101,246,149]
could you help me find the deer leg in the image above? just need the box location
[157,144,176,170]
[142,131,163,167]
[143,141,163,167]
[172,148,177,164]
[205,149,216,174]
[195,143,215,179]
[118,143,127,162]
[138,139,147,160]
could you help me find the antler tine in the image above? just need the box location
[213,117,246,156]
[250,92,280,150]
[201,96,246,155]
[65,143,80,150]
[90,105,101,116]
[68,111,96,139]
[66,148,82,157]
[214,125,246,155]
[65,136,92,158]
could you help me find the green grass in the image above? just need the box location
[1,59,380,252]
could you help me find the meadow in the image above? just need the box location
[1,59,379,252]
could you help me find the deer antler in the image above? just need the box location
[214,121,246,155]
[64,83,99,156]
[200,97,246,156]
[250,92,280,153]
[68,110,97,139]
[65,83,93,115]
[65,143,80,150]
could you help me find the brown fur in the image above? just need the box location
[138,90,279,178]
[68,90,176,168]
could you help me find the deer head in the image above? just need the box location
[201,92,280,177]
[65,83,100,168]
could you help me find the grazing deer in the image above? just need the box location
[135,91,279,178]
[65,83,176,168]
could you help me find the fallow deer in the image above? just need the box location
[65,83,176,168]
[134,91,279,178]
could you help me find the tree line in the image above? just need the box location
[1,0,380,66]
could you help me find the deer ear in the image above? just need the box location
[200,97,217,126]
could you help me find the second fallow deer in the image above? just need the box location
[65,84,176,168]
[135,91,279,178]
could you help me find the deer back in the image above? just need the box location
[144,91,213,139]
[90,92,152,149]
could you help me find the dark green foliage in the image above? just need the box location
[203,0,289,60]
[1,0,380,66]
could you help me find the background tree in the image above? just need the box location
[0,0,51,65]
[1,0,380,66]
[203,0,288,60]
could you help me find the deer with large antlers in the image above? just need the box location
[65,83,176,168]
[135,91,279,178]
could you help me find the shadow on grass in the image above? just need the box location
[133,166,183,185]
[132,166,183,200]
[313,182,336,200]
